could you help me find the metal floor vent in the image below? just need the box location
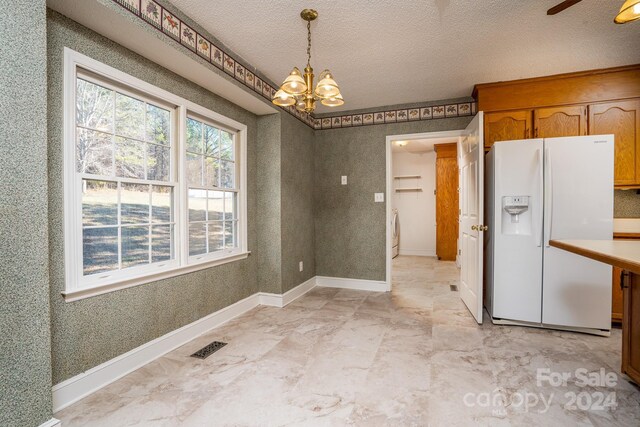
[191,341,227,359]
[449,284,458,292]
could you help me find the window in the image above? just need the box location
[185,117,239,259]
[76,75,177,279]
[63,49,248,301]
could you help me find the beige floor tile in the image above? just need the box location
[56,256,640,426]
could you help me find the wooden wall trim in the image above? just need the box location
[473,64,640,113]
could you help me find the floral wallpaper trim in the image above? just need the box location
[112,0,477,131]
[112,0,315,128]
[314,102,476,130]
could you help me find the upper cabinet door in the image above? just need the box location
[534,106,587,138]
[589,100,640,187]
[484,110,532,149]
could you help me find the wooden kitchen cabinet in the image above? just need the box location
[474,64,640,188]
[484,110,532,149]
[589,100,640,187]
[534,105,587,138]
[434,143,458,261]
[622,271,640,385]
[612,235,640,324]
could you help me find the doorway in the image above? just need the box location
[385,130,464,288]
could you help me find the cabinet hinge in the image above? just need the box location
[621,270,630,290]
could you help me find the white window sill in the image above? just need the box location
[62,251,251,302]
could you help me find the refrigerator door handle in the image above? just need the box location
[544,146,553,248]
[536,148,543,247]
[393,213,399,238]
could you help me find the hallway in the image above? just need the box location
[56,257,639,426]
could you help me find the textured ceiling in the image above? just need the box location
[169,0,640,113]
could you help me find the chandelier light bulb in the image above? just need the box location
[296,98,306,111]
[281,67,307,95]
[272,89,296,107]
[320,93,344,107]
[315,70,340,99]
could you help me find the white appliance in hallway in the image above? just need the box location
[392,208,400,258]
[485,135,614,335]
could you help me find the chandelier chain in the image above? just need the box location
[307,19,312,68]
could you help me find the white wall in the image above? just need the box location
[392,151,436,256]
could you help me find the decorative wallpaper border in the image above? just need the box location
[313,102,476,130]
[112,0,315,128]
[112,0,477,131]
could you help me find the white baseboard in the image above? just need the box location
[398,249,436,257]
[51,275,385,413]
[259,276,316,308]
[39,418,61,427]
[282,276,317,305]
[257,292,283,307]
[316,276,390,292]
[52,293,260,412]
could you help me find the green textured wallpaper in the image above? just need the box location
[0,1,53,426]
[314,115,473,281]
[47,10,260,384]
[256,113,317,294]
[256,114,283,294]
[281,114,316,292]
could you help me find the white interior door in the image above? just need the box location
[458,112,485,323]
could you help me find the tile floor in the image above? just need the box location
[56,256,640,426]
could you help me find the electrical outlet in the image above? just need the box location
[341,176,347,185]
[374,193,384,203]
[299,261,304,272]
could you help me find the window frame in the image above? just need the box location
[74,70,180,287]
[63,48,248,302]
[183,112,241,262]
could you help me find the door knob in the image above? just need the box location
[471,225,478,231]
[480,225,488,231]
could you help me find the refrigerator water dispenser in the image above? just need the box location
[501,196,531,235]
[503,196,529,223]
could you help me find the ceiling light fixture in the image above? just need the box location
[615,0,640,23]
[272,9,344,113]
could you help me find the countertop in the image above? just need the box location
[550,239,640,275]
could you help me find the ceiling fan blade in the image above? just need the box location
[547,0,583,15]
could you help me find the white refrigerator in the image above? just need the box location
[485,135,614,335]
